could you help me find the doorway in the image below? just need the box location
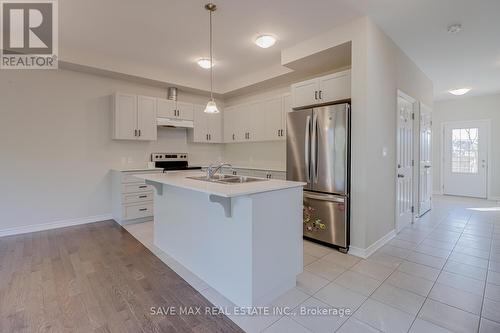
[442,120,490,198]
[396,91,415,231]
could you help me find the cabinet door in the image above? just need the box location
[318,70,351,103]
[192,104,209,142]
[261,97,282,141]
[113,93,137,140]
[177,102,194,120]
[137,95,157,141]
[157,98,176,118]
[207,112,222,143]
[233,105,248,142]
[223,106,236,142]
[281,94,291,140]
[247,102,264,142]
[291,78,319,108]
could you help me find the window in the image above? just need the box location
[451,128,479,174]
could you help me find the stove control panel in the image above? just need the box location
[151,153,188,162]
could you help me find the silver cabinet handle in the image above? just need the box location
[139,208,148,212]
[424,165,431,169]
[139,185,147,188]
[304,192,345,203]
[397,174,404,178]
[232,134,235,140]
[138,129,141,136]
[305,115,311,183]
[314,91,318,100]
[318,90,322,100]
[134,129,137,137]
[311,112,318,183]
[139,195,147,198]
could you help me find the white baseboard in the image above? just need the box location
[0,214,113,237]
[348,229,396,259]
[488,196,500,202]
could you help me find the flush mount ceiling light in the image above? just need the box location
[203,3,219,114]
[447,24,462,34]
[449,88,471,96]
[197,58,214,69]
[255,35,277,48]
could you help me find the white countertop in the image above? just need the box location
[201,165,286,172]
[135,171,305,198]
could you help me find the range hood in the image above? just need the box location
[157,117,194,128]
[156,87,194,128]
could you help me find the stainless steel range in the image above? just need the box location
[151,153,201,172]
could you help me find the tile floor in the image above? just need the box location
[125,195,500,333]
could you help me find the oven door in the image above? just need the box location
[303,191,348,249]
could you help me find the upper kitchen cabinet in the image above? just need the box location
[190,104,222,143]
[291,70,351,109]
[260,96,283,141]
[112,93,157,141]
[157,98,194,120]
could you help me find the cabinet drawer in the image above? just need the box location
[122,173,147,184]
[122,192,153,204]
[123,203,153,220]
[122,183,152,193]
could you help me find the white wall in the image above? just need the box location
[0,69,223,231]
[433,93,500,200]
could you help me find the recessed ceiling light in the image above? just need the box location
[449,88,471,96]
[447,24,462,34]
[255,35,277,48]
[197,58,213,69]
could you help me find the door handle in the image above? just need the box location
[304,192,345,203]
[311,112,318,183]
[424,165,431,169]
[305,115,311,183]
[397,174,404,178]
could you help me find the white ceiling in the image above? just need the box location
[60,0,500,99]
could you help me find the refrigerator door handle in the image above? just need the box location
[305,115,311,183]
[304,192,345,203]
[311,112,318,183]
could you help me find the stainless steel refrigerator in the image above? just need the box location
[286,103,350,252]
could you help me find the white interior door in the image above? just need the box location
[443,121,489,198]
[418,103,432,216]
[396,93,415,231]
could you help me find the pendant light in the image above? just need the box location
[204,3,219,114]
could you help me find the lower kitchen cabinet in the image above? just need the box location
[112,169,163,225]
[221,167,286,180]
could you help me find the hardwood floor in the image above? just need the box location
[0,221,243,333]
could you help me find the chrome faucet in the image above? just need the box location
[207,163,233,179]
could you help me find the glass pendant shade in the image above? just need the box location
[204,99,219,113]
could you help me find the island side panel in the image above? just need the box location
[251,187,303,306]
[153,184,254,307]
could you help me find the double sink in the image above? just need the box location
[187,174,268,185]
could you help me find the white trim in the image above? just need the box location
[348,229,396,259]
[440,119,492,199]
[487,196,500,202]
[0,214,113,237]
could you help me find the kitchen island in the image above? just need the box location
[135,171,305,307]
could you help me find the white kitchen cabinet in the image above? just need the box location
[157,98,194,120]
[223,106,237,142]
[112,169,163,225]
[113,93,157,141]
[291,70,351,108]
[137,95,157,141]
[291,78,319,109]
[259,96,282,141]
[319,71,351,104]
[191,104,222,143]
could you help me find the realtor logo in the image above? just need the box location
[1,0,58,69]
